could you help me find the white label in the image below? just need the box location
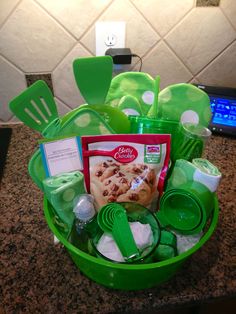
[41,137,82,177]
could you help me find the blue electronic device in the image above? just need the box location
[194,84,236,137]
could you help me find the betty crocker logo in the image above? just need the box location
[113,145,138,163]
[83,144,138,163]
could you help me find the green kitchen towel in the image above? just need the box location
[167,158,221,192]
[43,171,86,234]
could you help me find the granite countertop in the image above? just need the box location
[1,125,236,313]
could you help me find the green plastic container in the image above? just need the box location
[129,116,180,160]
[44,196,219,290]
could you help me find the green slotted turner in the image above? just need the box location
[73,56,130,134]
[97,203,140,262]
[9,80,61,138]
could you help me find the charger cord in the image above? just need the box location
[132,54,143,72]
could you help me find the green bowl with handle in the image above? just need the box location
[43,196,219,290]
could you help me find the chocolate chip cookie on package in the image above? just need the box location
[82,134,171,211]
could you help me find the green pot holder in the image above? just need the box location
[157,83,212,127]
[105,72,155,116]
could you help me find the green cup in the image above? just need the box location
[129,116,180,160]
[157,181,215,234]
[172,122,211,162]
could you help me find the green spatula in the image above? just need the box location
[9,80,61,138]
[73,56,113,105]
[73,56,130,134]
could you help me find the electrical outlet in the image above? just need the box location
[96,21,126,56]
[105,34,117,47]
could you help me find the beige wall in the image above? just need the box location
[0,0,236,123]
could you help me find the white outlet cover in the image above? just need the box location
[96,21,126,56]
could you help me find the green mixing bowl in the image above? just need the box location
[43,196,219,290]
[91,202,161,264]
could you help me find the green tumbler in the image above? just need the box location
[172,122,211,162]
[129,116,180,160]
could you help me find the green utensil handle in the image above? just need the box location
[112,212,140,261]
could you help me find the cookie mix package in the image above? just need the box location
[82,134,171,211]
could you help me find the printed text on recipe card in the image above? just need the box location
[40,137,82,177]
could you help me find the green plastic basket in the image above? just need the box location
[43,196,219,290]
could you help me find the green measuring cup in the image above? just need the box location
[97,203,140,262]
[157,181,215,234]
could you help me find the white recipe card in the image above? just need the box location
[40,136,83,177]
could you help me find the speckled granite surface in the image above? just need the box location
[1,125,235,313]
